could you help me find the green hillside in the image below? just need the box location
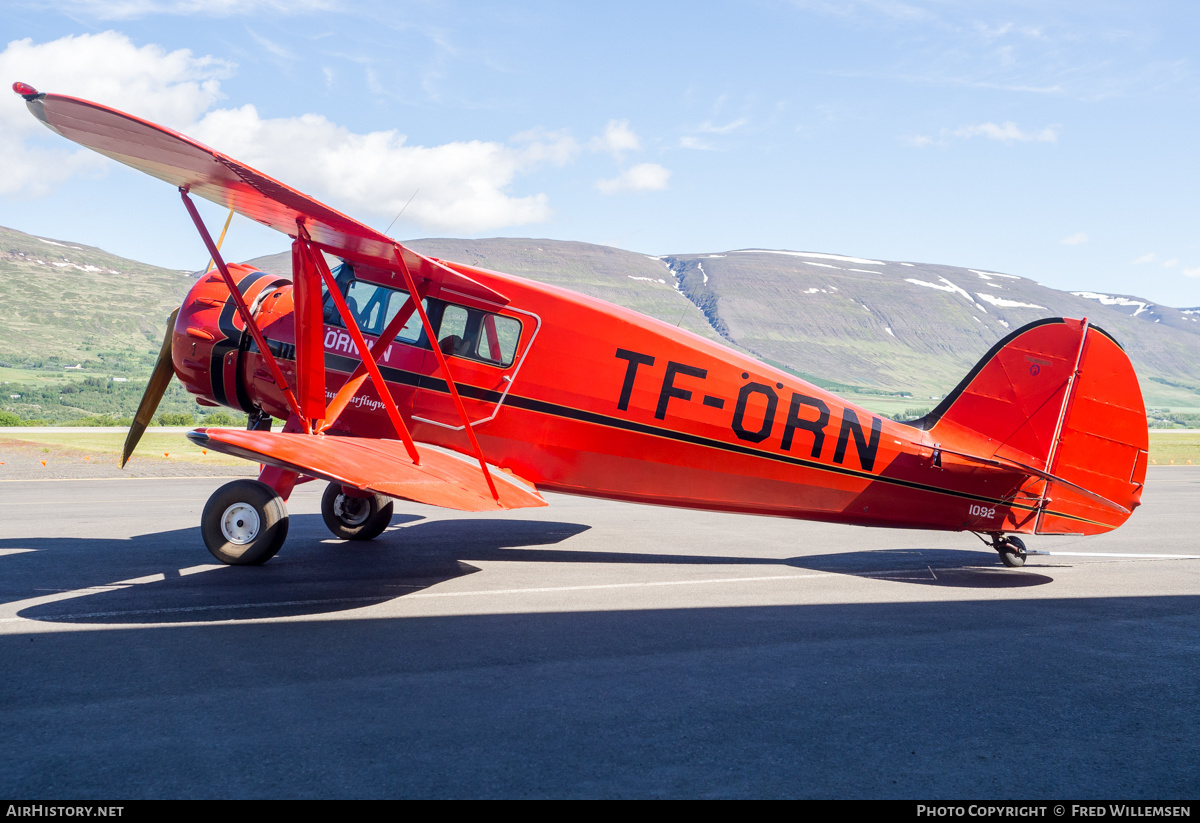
[0,225,192,372]
[0,225,221,425]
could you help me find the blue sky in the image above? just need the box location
[1,0,1198,307]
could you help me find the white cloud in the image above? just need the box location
[1,32,228,130]
[696,118,747,135]
[50,0,333,19]
[904,120,1060,148]
[590,119,641,159]
[790,0,936,23]
[1060,232,1088,246]
[1,32,578,233]
[679,136,716,151]
[953,121,1060,144]
[680,118,746,150]
[1133,252,1156,264]
[511,127,580,167]
[245,27,296,62]
[974,22,1046,41]
[191,106,571,232]
[596,163,670,194]
[0,32,229,196]
[1184,267,1200,279]
[1163,258,1178,268]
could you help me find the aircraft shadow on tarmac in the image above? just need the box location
[783,548,1053,588]
[4,517,1048,625]
[412,543,1052,589]
[6,515,591,624]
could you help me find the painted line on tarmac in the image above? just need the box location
[405,572,836,599]
[0,573,836,624]
[1047,551,1200,559]
[1,595,400,622]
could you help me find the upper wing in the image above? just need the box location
[24,91,505,306]
[188,429,546,512]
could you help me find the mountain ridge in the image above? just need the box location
[237,236,1200,408]
[0,224,1194,414]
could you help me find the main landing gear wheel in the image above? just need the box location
[201,479,289,565]
[321,482,394,541]
[995,535,1027,568]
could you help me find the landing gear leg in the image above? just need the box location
[989,533,1027,568]
[201,479,290,565]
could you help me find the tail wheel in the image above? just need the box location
[997,535,1027,568]
[201,479,289,565]
[321,482,394,541]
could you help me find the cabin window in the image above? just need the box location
[383,294,423,343]
[475,314,521,365]
[433,304,522,367]
[436,305,470,356]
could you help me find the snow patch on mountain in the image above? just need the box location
[906,277,989,312]
[969,269,1021,280]
[975,293,1046,309]
[1072,291,1152,317]
[735,249,884,266]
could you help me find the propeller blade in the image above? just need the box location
[121,308,179,468]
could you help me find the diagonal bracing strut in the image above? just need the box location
[180,188,311,434]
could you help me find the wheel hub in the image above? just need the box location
[220,502,261,545]
[333,494,370,526]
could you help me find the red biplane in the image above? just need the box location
[15,83,1149,568]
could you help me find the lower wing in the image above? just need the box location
[188,429,546,512]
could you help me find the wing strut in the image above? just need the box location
[180,188,312,434]
[290,234,327,426]
[392,244,500,502]
[297,232,422,465]
[320,280,427,433]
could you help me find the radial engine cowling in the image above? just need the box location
[172,264,293,414]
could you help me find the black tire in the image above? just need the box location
[998,535,1027,568]
[321,482,393,541]
[201,479,289,565]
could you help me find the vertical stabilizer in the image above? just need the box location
[912,318,1148,535]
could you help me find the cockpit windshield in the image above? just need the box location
[321,263,422,342]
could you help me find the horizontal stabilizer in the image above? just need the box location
[935,446,1130,515]
[188,429,546,512]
